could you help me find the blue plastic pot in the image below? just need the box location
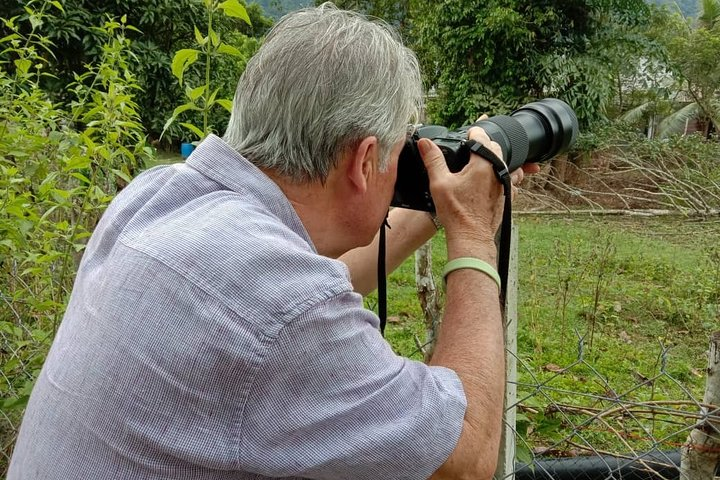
[180,142,195,159]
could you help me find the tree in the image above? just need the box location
[0,0,273,143]
[632,0,720,138]
[409,0,655,128]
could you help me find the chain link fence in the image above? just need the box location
[504,332,720,480]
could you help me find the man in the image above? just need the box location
[9,4,534,479]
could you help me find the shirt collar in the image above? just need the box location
[186,134,314,250]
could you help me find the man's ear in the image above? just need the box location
[346,136,378,194]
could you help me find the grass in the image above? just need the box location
[145,149,183,168]
[379,215,719,456]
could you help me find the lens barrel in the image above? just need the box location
[391,97,579,212]
[470,98,579,172]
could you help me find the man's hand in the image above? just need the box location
[418,127,504,262]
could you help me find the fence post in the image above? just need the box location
[414,241,442,362]
[680,330,720,480]
[495,225,519,480]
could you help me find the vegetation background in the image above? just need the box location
[0,0,719,475]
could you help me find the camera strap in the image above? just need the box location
[378,214,390,336]
[465,139,513,302]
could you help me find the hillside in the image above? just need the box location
[253,0,700,20]
[253,0,312,19]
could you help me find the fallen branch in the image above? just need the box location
[515,209,720,217]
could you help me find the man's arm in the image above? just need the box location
[417,131,507,480]
[339,208,438,296]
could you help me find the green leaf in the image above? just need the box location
[207,88,219,107]
[171,49,200,85]
[14,58,31,75]
[50,1,64,12]
[186,85,207,101]
[218,0,251,25]
[515,443,534,467]
[209,25,220,47]
[216,99,233,113]
[170,102,200,120]
[0,33,21,44]
[162,103,201,138]
[28,15,42,30]
[70,172,91,184]
[64,156,91,171]
[218,43,242,57]
[194,25,207,46]
[111,168,133,184]
[180,122,206,140]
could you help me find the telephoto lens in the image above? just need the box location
[468,98,579,172]
[392,98,579,212]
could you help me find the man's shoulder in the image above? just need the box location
[119,194,353,325]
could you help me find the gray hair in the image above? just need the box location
[223,2,423,183]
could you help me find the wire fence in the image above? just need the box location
[503,333,720,480]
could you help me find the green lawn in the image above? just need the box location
[380,215,719,456]
[146,149,183,168]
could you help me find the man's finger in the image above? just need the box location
[522,163,541,174]
[510,169,524,186]
[418,138,448,181]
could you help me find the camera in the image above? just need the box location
[391,98,579,212]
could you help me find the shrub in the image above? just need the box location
[0,3,151,469]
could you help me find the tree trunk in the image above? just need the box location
[680,331,720,480]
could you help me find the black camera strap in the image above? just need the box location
[378,215,390,335]
[377,140,513,336]
[465,139,513,302]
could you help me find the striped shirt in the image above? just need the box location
[9,135,466,480]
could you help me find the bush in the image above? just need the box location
[0,3,151,470]
[0,0,271,145]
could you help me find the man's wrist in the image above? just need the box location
[445,234,498,265]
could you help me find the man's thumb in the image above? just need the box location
[418,138,447,180]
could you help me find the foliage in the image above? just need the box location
[0,0,271,143]
[409,0,658,128]
[617,0,720,138]
[164,0,252,141]
[0,2,151,469]
[663,1,720,135]
[314,0,411,31]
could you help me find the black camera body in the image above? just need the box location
[391,98,579,212]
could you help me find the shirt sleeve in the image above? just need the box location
[237,291,467,480]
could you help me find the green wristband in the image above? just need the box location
[442,257,501,291]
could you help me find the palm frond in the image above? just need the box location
[699,0,720,28]
[657,102,702,137]
[619,102,655,124]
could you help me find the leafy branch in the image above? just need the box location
[164,0,250,141]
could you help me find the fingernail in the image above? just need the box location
[418,139,431,155]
